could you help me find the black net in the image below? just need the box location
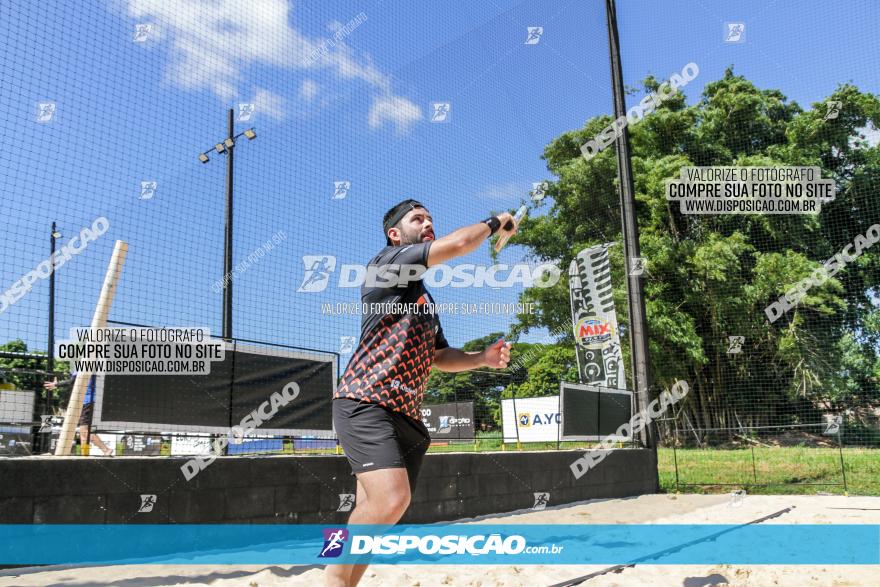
[0,1,877,497]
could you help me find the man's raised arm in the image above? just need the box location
[427,212,516,266]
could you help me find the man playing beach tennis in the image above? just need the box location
[325,199,517,587]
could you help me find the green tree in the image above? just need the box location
[0,340,70,408]
[510,68,880,438]
[425,332,510,426]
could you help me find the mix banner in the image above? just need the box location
[568,245,626,389]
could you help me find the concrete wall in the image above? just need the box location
[0,449,657,524]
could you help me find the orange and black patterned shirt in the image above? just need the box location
[334,242,448,421]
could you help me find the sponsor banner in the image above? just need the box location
[169,435,214,456]
[293,437,336,450]
[501,396,560,442]
[119,434,162,455]
[0,428,33,455]
[568,246,626,389]
[0,524,876,565]
[419,402,474,439]
[227,437,284,454]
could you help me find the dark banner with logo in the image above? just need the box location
[419,401,474,440]
[568,245,627,389]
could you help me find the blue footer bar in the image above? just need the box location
[1,524,877,565]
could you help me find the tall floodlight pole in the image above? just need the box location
[48,222,59,378]
[223,109,234,340]
[198,110,257,340]
[604,0,656,455]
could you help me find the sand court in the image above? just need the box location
[3,493,878,587]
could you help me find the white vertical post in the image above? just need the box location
[54,241,128,456]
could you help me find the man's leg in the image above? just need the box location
[324,467,411,587]
[345,420,428,587]
[344,477,372,587]
[77,404,95,455]
[78,425,90,454]
[89,432,111,455]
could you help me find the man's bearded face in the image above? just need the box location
[392,207,434,245]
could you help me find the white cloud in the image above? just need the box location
[368,95,422,135]
[251,88,286,121]
[479,181,526,200]
[125,0,420,130]
[299,79,318,102]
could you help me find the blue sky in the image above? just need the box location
[1,0,878,368]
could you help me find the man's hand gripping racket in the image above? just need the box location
[494,205,528,252]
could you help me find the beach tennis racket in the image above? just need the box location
[494,205,528,252]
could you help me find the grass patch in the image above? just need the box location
[658,446,880,496]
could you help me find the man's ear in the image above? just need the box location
[387,227,400,244]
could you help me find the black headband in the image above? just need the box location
[383,200,426,234]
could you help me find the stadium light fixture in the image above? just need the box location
[199,110,259,342]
